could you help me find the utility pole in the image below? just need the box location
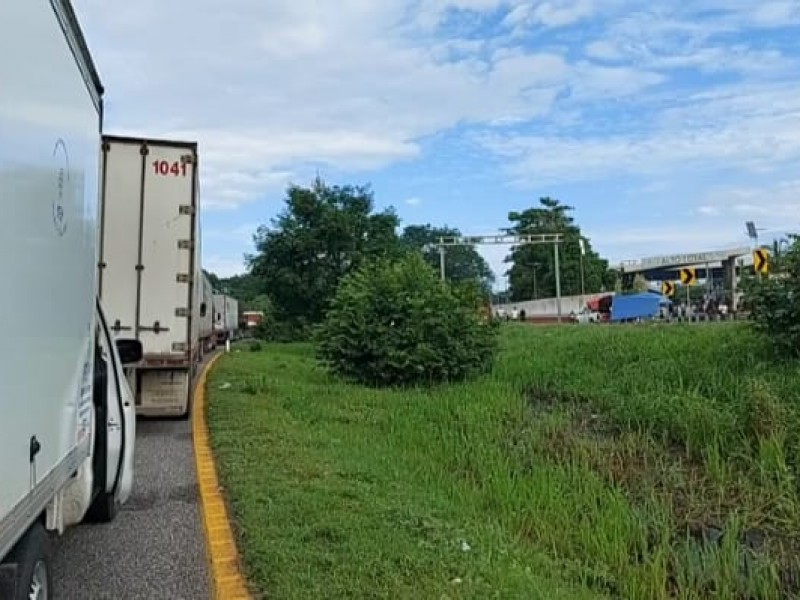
[554,242,562,323]
[578,237,586,305]
[435,233,564,321]
[439,245,446,282]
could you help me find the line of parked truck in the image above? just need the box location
[1,2,239,597]
[99,135,239,418]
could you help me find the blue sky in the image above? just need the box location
[73,0,800,286]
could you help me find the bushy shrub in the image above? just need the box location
[254,317,311,343]
[316,253,499,387]
[745,236,800,358]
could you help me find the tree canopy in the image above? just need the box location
[504,197,616,301]
[400,224,494,291]
[745,235,800,357]
[246,178,401,329]
[206,184,618,338]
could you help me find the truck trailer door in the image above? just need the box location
[137,142,197,358]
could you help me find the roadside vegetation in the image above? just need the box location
[205,180,800,598]
[205,181,617,343]
[316,252,499,387]
[209,323,800,599]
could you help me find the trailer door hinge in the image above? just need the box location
[139,321,169,334]
[172,342,188,352]
[175,308,189,318]
[177,239,194,250]
[111,320,133,333]
[178,205,194,216]
[176,273,191,284]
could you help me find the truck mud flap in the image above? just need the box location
[138,370,190,408]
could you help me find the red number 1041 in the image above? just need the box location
[152,160,188,177]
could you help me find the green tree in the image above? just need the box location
[246,178,401,333]
[203,270,221,291]
[400,224,494,291]
[504,197,615,301]
[316,253,499,387]
[209,273,264,305]
[632,274,649,292]
[745,235,800,357]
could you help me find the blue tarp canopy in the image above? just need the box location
[611,292,670,322]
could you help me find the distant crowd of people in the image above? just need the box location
[663,294,733,320]
[495,307,526,321]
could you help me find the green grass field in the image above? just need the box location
[207,323,800,599]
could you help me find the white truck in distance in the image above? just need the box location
[213,294,239,345]
[199,271,215,353]
[1,1,139,597]
[98,135,207,418]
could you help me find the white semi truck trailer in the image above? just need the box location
[97,135,207,418]
[0,1,139,597]
[199,271,216,354]
[213,294,239,345]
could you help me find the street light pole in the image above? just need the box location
[578,237,586,304]
[554,242,562,323]
[532,263,539,300]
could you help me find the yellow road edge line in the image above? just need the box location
[192,353,253,599]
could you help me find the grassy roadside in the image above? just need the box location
[208,324,800,599]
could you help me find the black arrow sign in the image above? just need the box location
[754,249,769,273]
[680,268,696,285]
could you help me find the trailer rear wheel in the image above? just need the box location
[3,523,51,600]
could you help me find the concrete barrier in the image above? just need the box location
[493,293,615,318]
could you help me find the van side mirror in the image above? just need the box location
[116,339,143,365]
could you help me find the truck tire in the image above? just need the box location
[3,523,51,600]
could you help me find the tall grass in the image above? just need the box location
[210,324,800,599]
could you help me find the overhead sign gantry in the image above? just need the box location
[435,233,566,322]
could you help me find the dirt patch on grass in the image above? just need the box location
[508,385,800,598]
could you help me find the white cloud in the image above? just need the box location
[203,223,260,241]
[751,1,800,27]
[503,0,596,31]
[589,225,751,265]
[699,179,800,223]
[69,0,800,277]
[72,0,672,210]
[479,82,800,187]
[203,255,247,278]
[404,196,423,206]
[696,205,721,216]
[585,40,624,61]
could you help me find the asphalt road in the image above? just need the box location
[52,393,210,598]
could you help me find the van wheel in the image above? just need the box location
[5,523,51,600]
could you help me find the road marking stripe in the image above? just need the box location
[192,354,252,599]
